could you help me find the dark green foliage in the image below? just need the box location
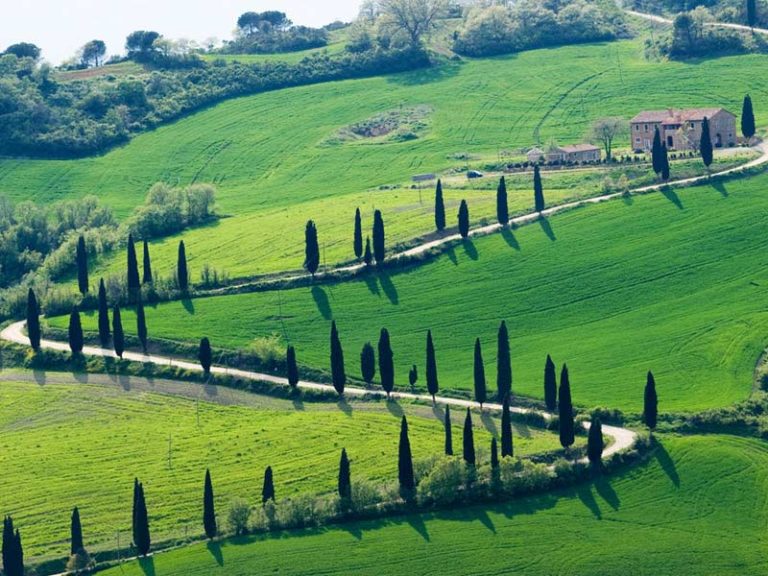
[700,117,713,168]
[444,405,453,456]
[426,330,439,401]
[353,208,363,259]
[747,0,757,28]
[304,220,320,276]
[132,479,151,556]
[458,200,470,238]
[3,516,23,576]
[97,279,110,347]
[435,179,446,232]
[544,354,557,412]
[378,328,394,397]
[533,166,545,212]
[203,469,217,539]
[408,364,418,387]
[360,342,376,385]
[587,417,604,467]
[558,364,575,449]
[661,143,670,181]
[338,448,351,500]
[398,416,415,495]
[76,235,89,295]
[262,466,275,504]
[373,209,386,264]
[490,437,499,469]
[496,321,512,401]
[70,507,84,555]
[142,240,153,284]
[112,305,125,359]
[330,321,346,395]
[363,236,373,267]
[136,296,148,352]
[473,338,487,406]
[177,240,189,291]
[4,42,40,59]
[68,307,84,354]
[26,289,40,351]
[127,234,140,294]
[287,345,299,387]
[496,176,509,225]
[644,371,658,430]
[742,94,756,139]
[652,127,663,175]
[199,337,213,375]
[501,395,513,458]
[463,408,476,466]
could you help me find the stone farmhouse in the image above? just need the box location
[630,108,736,153]
[527,144,601,164]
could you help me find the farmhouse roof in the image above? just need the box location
[630,108,733,124]
[555,143,600,153]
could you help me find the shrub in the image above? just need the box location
[227,498,251,535]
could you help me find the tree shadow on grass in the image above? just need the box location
[538,217,556,241]
[386,399,404,418]
[311,285,332,320]
[138,556,156,576]
[445,245,458,266]
[33,369,46,386]
[386,62,461,87]
[406,514,430,541]
[182,298,195,315]
[501,227,520,250]
[576,484,601,519]
[621,192,634,206]
[480,411,497,436]
[337,397,353,416]
[431,403,445,421]
[379,272,399,305]
[461,238,479,260]
[363,274,380,297]
[655,439,680,487]
[207,541,224,566]
[660,186,684,210]
[595,475,620,510]
[712,179,728,197]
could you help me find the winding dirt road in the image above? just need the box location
[626,8,768,35]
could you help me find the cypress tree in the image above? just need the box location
[330,321,346,396]
[747,0,757,28]
[199,337,212,375]
[700,116,713,169]
[286,345,299,387]
[533,165,545,212]
[26,289,40,351]
[501,395,513,458]
[262,466,275,504]
[112,305,125,359]
[426,330,439,402]
[398,416,415,495]
[76,235,89,295]
[458,200,470,238]
[473,338,487,407]
[444,404,453,456]
[203,469,217,539]
[408,364,418,387]
[661,143,670,181]
[68,307,84,354]
[544,354,557,412]
[496,176,509,226]
[3,516,14,576]
[142,240,153,285]
[12,530,22,576]
[462,408,476,466]
[587,417,604,468]
[304,220,320,276]
[496,321,512,401]
[127,234,140,295]
[97,279,110,347]
[434,179,446,232]
[378,328,394,398]
[644,370,658,431]
[338,448,351,500]
[742,94,756,140]
[373,209,385,265]
[132,479,139,554]
[363,237,373,267]
[133,480,151,556]
[177,240,189,291]
[136,296,148,353]
[490,437,499,469]
[558,364,575,450]
[360,342,375,385]
[70,507,84,555]
[651,126,663,175]
[353,208,363,259]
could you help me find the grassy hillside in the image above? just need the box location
[0,374,565,560]
[3,38,768,281]
[59,173,768,412]
[101,434,768,576]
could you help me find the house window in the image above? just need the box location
[635,137,641,143]
[644,124,648,130]
[689,122,694,128]
[635,125,639,131]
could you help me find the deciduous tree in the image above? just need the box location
[203,469,217,539]
[305,220,320,276]
[496,176,509,226]
[378,328,394,398]
[589,117,626,160]
[435,179,446,231]
[26,289,40,351]
[473,338,487,407]
[463,407,476,466]
[81,40,106,68]
[558,364,575,450]
[426,329,439,401]
[380,0,448,46]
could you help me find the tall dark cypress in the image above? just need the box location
[286,345,299,387]
[177,240,189,291]
[203,469,217,539]
[372,209,385,265]
[142,240,153,285]
[68,307,84,354]
[304,220,320,276]
[76,235,89,295]
[742,94,756,139]
[353,208,363,260]
[747,0,757,28]
[558,364,575,450]
[70,507,84,555]
[700,116,713,169]
[262,466,275,504]
[132,479,140,554]
[199,337,212,375]
[533,166,545,212]
[12,530,22,576]
[652,126,663,175]
[133,481,151,556]
[112,305,125,359]
[136,296,148,352]
[587,417,604,468]
[127,234,140,295]
[644,371,658,431]
[473,338,487,407]
[338,448,351,500]
[330,321,346,396]
[496,321,511,401]
[408,365,418,387]
[360,342,375,385]
[434,179,446,232]
[426,330,439,401]
[458,200,470,238]
[661,143,670,181]
[544,354,557,412]
[496,176,509,226]
[3,516,14,576]
[462,408,476,466]
[501,395,513,458]
[490,437,499,469]
[363,237,373,267]
[398,416,415,495]
[97,279,110,347]
[26,289,40,351]
[378,328,394,398]
[444,404,453,456]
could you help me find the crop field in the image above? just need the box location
[0,373,566,560]
[58,173,768,412]
[101,434,768,576]
[2,38,768,281]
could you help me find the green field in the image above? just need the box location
[0,373,567,560]
[101,434,768,576]
[59,172,768,412]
